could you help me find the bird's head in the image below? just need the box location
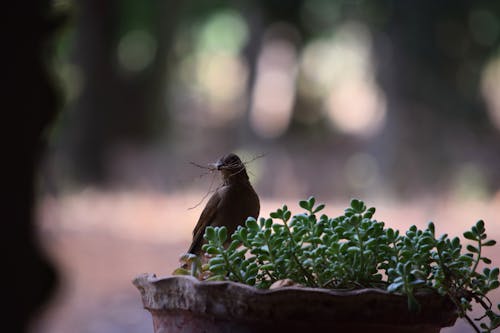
[213,153,247,180]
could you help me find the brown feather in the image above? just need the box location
[188,190,221,254]
[186,153,260,256]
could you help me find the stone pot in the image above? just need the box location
[133,274,458,333]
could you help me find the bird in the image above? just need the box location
[187,153,260,256]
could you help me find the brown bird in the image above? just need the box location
[187,153,260,256]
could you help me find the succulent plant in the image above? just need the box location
[177,197,499,332]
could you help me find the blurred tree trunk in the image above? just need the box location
[238,0,304,141]
[371,0,500,196]
[5,2,60,332]
[62,0,177,185]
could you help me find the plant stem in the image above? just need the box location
[322,276,339,288]
[459,237,482,291]
[263,235,278,282]
[264,269,277,281]
[282,217,318,287]
[353,221,366,281]
[463,313,481,333]
[222,248,244,283]
[437,245,482,333]
[470,239,482,278]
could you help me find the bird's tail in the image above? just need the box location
[187,235,203,256]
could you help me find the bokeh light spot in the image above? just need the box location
[451,163,489,200]
[300,21,386,137]
[117,29,157,73]
[469,9,500,46]
[250,26,299,139]
[171,9,251,125]
[57,63,84,103]
[326,80,386,137]
[197,54,247,103]
[197,53,248,121]
[481,55,500,131]
[198,10,249,55]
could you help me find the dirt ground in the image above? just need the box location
[31,190,500,333]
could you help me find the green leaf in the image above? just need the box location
[387,281,404,292]
[313,204,325,214]
[205,246,219,255]
[428,222,435,235]
[350,199,361,211]
[463,231,476,240]
[245,277,256,285]
[264,229,272,238]
[483,240,497,246]
[481,257,492,264]
[363,249,373,256]
[347,246,360,253]
[364,238,377,247]
[172,268,190,275]
[349,215,361,225]
[471,226,479,235]
[209,257,225,266]
[387,228,395,239]
[260,263,274,271]
[228,240,240,251]
[229,249,246,261]
[467,245,479,253]
[246,218,259,231]
[489,281,500,289]
[217,227,228,243]
[272,224,283,233]
[476,220,485,233]
[410,279,426,286]
[363,207,376,218]
[205,226,216,241]
[299,200,310,210]
[209,263,227,272]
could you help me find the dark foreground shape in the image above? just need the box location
[133,274,457,333]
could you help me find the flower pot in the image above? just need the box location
[133,273,458,333]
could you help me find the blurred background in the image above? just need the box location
[33,0,499,332]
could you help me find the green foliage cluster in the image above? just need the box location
[179,197,499,332]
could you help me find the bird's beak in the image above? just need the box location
[210,160,223,170]
[215,160,223,170]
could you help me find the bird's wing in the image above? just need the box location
[192,191,221,237]
[188,190,221,254]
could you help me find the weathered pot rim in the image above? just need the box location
[133,273,458,327]
[133,273,441,298]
